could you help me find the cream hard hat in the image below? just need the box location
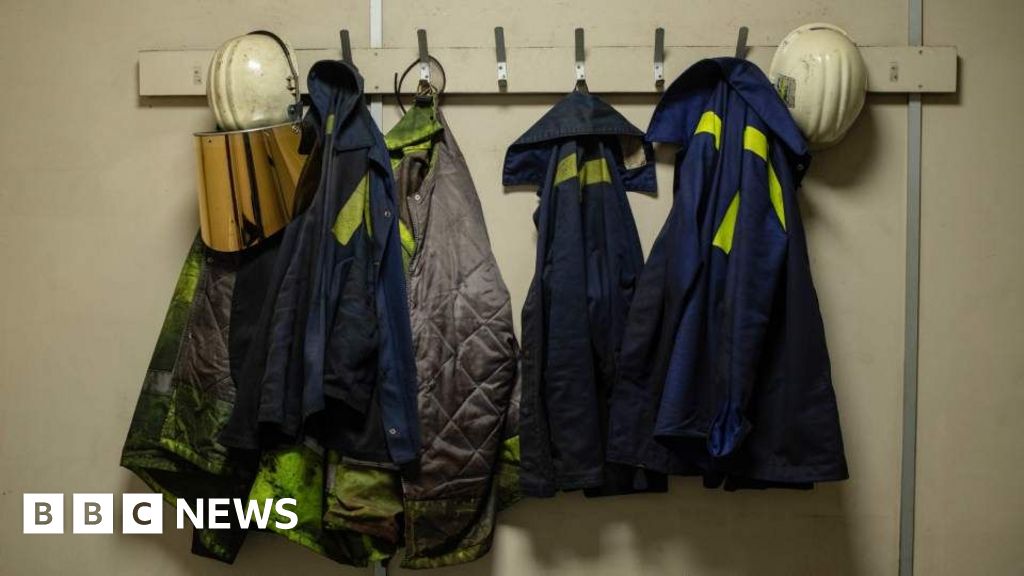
[207,31,301,131]
[769,23,867,150]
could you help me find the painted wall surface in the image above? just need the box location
[0,0,1016,575]
[915,1,1024,574]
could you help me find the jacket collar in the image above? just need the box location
[647,58,808,159]
[385,101,444,156]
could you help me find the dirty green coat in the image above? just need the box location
[120,237,393,565]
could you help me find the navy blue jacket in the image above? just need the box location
[221,61,420,466]
[607,59,847,488]
[504,91,662,497]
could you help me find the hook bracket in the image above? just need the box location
[574,28,586,82]
[495,27,508,88]
[339,30,353,65]
[653,27,665,85]
[417,29,431,83]
[735,26,749,59]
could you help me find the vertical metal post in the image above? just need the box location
[369,0,383,128]
[899,0,923,574]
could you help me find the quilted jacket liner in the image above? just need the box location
[386,102,521,567]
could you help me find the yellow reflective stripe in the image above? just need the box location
[743,125,785,231]
[553,153,578,187]
[743,126,768,161]
[579,158,611,186]
[695,111,722,150]
[325,113,336,135]
[398,221,415,271]
[333,173,370,246]
[712,192,741,254]
[768,162,786,231]
[553,154,612,188]
[363,177,373,239]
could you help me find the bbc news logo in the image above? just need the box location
[23,494,298,534]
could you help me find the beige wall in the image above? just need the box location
[916,1,1024,575]
[0,0,1017,575]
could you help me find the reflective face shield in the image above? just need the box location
[194,122,307,252]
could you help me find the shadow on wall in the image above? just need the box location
[119,469,856,575]
[798,94,888,236]
[406,478,857,576]
[803,95,888,191]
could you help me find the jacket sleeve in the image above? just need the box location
[707,129,788,458]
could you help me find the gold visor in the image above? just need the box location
[194,122,307,252]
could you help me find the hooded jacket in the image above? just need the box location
[385,100,520,567]
[607,58,848,488]
[220,60,420,467]
[503,90,663,497]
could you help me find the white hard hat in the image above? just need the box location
[769,23,867,150]
[207,31,301,131]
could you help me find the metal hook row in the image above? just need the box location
[337,26,749,90]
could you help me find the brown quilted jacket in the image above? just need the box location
[387,102,520,567]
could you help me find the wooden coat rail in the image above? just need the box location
[139,44,958,97]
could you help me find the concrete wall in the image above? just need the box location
[0,0,1018,574]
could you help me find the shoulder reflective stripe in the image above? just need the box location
[695,111,722,150]
[553,154,612,188]
[712,191,741,254]
[579,158,611,186]
[742,125,786,231]
[333,172,371,245]
[768,162,786,230]
[743,126,768,161]
[553,153,578,187]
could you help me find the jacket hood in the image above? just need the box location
[502,91,657,192]
[307,60,378,153]
[648,58,809,161]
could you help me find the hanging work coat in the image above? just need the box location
[121,234,398,566]
[607,58,848,488]
[384,100,521,567]
[121,237,260,563]
[220,60,420,467]
[503,90,663,497]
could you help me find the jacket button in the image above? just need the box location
[413,193,422,202]
[383,209,392,218]
[388,428,399,436]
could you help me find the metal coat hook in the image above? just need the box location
[339,29,353,66]
[735,26,749,59]
[654,27,665,87]
[574,28,588,93]
[417,29,431,84]
[495,26,508,89]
